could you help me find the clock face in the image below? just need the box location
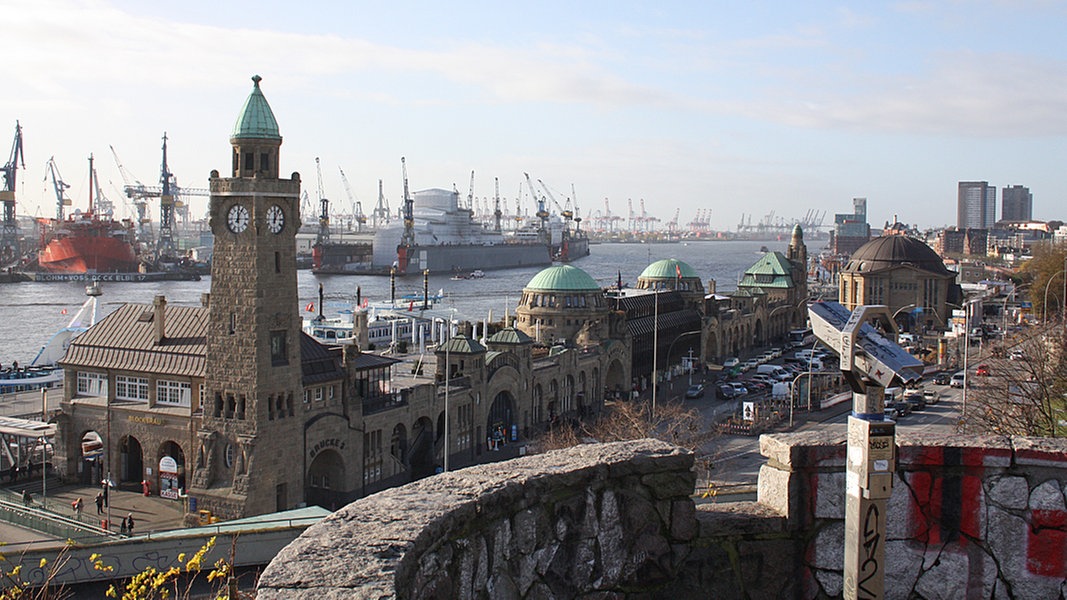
[227,204,250,233]
[266,204,285,234]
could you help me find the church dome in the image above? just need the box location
[525,265,600,292]
[843,236,950,275]
[231,75,281,141]
[639,258,700,280]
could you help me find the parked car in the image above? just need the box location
[890,401,912,417]
[723,358,740,368]
[1009,350,1025,361]
[905,393,927,411]
[729,382,749,396]
[742,359,760,371]
[976,364,991,377]
[746,380,769,393]
[685,384,705,399]
[716,384,737,400]
[933,372,952,385]
[885,406,901,420]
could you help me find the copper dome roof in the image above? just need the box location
[843,236,951,275]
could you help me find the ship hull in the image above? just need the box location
[39,235,139,273]
[398,242,552,274]
[557,235,590,262]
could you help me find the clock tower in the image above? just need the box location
[191,75,303,518]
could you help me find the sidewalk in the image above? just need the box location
[1,480,185,551]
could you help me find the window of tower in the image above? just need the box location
[275,252,281,273]
[225,394,235,419]
[260,152,271,172]
[271,331,288,365]
[244,152,254,174]
[232,149,239,175]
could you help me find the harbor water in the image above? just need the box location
[0,239,822,365]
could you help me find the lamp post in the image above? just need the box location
[1043,270,1065,324]
[651,289,659,417]
[437,309,456,472]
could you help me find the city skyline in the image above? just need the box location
[3,0,1067,231]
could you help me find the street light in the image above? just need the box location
[436,309,457,472]
[1043,270,1065,323]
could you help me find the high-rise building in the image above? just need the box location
[831,197,871,256]
[957,182,996,229]
[1001,185,1033,222]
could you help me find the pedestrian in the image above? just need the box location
[72,497,84,517]
[126,513,134,535]
[101,481,109,507]
[95,492,104,514]
[120,516,127,535]
[26,460,34,478]
[22,489,32,506]
[7,464,15,483]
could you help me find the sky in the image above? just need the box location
[3,0,1066,232]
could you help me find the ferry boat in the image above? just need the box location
[0,283,100,392]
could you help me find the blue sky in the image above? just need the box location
[3,0,1066,231]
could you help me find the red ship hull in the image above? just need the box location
[38,221,140,274]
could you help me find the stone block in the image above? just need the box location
[810,521,843,572]
[761,431,847,470]
[986,475,1029,511]
[757,463,791,516]
[642,470,696,499]
[693,501,786,538]
[1028,479,1066,512]
[670,499,697,541]
[813,471,846,520]
[1012,436,1067,469]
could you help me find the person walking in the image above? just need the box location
[126,513,135,535]
[95,492,104,514]
[101,481,109,507]
[119,516,127,535]
[72,497,84,517]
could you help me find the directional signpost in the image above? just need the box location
[809,302,924,600]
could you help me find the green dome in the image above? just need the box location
[525,265,600,292]
[639,258,699,280]
[231,75,281,141]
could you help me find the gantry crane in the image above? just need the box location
[493,177,502,232]
[1,122,25,263]
[401,157,415,247]
[112,134,208,259]
[338,167,366,231]
[524,173,549,232]
[373,179,390,228]
[315,157,331,247]
[44,157,72,222]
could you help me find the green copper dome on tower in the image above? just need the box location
[231,75,281,141]
[525,265,600,292]
[639,258,699,280]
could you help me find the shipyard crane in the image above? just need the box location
[493,177,502,232]
[315,157,331,246]
[44,157,73,222]
[465,170,476,214]
[109,145,152,242]
[667,208,680,233]
[571,183,582,231]
[373,179,391,228]
[112,135,209,255]
[524,173,549,232]
[401,157,415,247]
[1,121,25,262]
[338,167,366,231]
[537,178,572,220]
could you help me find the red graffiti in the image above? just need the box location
[1027,509,1067,578]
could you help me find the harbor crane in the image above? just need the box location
[373,179,391,228]
[401,157,415,247]
[1,121,25,262]
[466,170,476,214]
[338,167,366,231]
[111,134,208,259]
[667,208,680,233]
[44,157,73,222]
[524,173,550,232]
[109,145,152,242]
[315,157,331,246]
[493,177,502,232]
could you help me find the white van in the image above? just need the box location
[756,364,789,380]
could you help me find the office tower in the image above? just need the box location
[957,181,995,229]
[1001,185,1032,222]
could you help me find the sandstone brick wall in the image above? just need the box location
[256,433,1067,599]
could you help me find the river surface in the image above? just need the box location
[0,239,824,365]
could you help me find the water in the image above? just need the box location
[0,239,817,364]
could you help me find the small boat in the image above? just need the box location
[0,283,100,392]
[450,270,485,281]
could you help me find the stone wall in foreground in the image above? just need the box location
[256,434,1067,599]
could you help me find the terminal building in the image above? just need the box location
[53,76,810,521]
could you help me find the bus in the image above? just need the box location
[787,327,814,348]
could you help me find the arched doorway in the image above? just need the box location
[119,435,143,485]
[390,424,408,465]
[487,391,515,450]
[157,441,185,499]
[79,431,104,485]
[605,359,626,400]
[307,449,346,509]
[409,417,435,480]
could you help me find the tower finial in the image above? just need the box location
[252,74,262,87]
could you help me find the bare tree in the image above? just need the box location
[964,324,1067,438]
[532,398,716,455]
